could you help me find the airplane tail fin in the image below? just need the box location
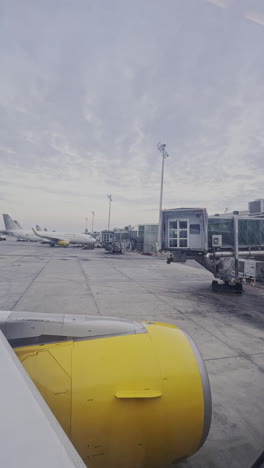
[3,214,19,231]
[44,228,48,231]
[36,225,42,231]
[14,220,23,229]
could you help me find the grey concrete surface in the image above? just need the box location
[0,239,263,468]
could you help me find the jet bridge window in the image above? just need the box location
[168,219,189,248]
[179,219,189,247]
[190,224,201,234]
[179,221,187,229]
[169,220,178,247]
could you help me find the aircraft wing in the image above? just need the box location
[0,329,86,468]
[32,228,62,243]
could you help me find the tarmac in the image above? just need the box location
[0,238,263,468]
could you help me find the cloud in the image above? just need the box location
[0,179,103,199]
[206,0,227,8]
[245,13,264,26]
[0,0,264,230]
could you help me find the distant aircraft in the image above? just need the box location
[0,216,22,237]
[32,228,96,247]
[0,228,9,237]
[2,214,39,242]
[14,220,23,229]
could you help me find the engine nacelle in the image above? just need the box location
[12,315,211,468]
[57,240,70,246]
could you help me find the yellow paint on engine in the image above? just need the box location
[14,323,207,468]
[16,342,72,438]
[57,240,70,246]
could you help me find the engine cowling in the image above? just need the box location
[57,240,70,246]
[13,317,211,468]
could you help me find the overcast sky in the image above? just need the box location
[0,0,264,231]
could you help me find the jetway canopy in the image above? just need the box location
[161,208,208,251]
[208,217,264,249]
[161,208,264,253]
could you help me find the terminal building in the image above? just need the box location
[99,225,159,254]
[100,227,137,251]
[113,226,137,251]
[136,224,158,254]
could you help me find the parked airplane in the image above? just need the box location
[3,214,39,242]
[14,220,23,229]
[0,228,9,237]
[32,228,96,247]
[36,225,49,232]
[0,217,23,237]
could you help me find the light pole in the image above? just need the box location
[107,195,112,230]
[91,211,95,233]
[85,217,88,234]
[157,143,169,251]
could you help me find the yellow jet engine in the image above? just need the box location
[3,313,211,468]
[57,239,70,246]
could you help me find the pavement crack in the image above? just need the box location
[205,352,264,361]
[78,259,102,315]
[10,257,52,311]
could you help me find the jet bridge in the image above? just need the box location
[161,208,208,253]
[101,230,123,253]
[161,208,264,291]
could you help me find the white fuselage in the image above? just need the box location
[3,227,96,245]
[6,229,39,242]
[37,231,96,245]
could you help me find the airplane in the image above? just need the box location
[2,214,39,242]
[0,228,9,237]
[0,311,211,468]
[2,214,94,247]
[0,215,21,237]
[14,220,23,229]
[36,225,49,234]
[32,227,96,247]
